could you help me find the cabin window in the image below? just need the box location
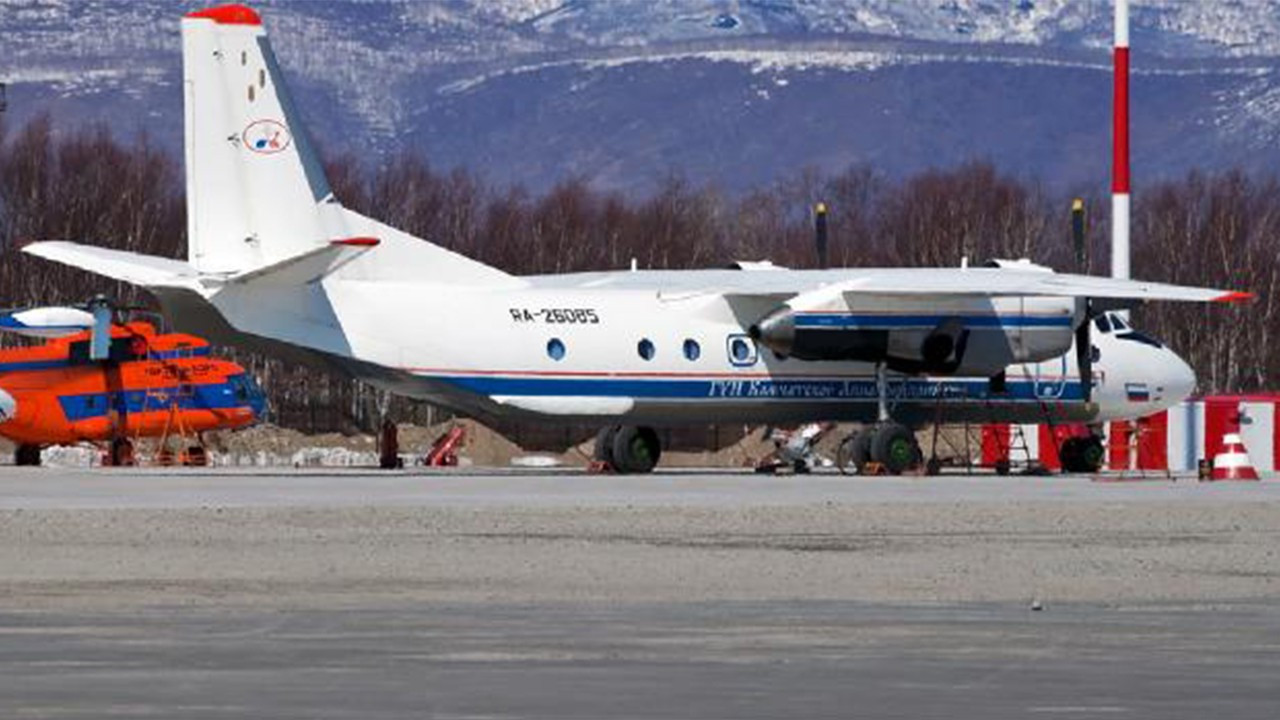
[637,339,655,361]
[727,335,757,366]
[259,68,266,88]
[546,338,566,361]
[248,85,255,102]
[682,339,700,361]
[240,50,247,66]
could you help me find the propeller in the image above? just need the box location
[0,296,148,361]
[0,306,96,339]
[814,202,829,269]
[1070,200,1094,403]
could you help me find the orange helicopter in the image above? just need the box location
[0,298,266,466]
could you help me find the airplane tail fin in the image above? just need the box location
[181,4,513,286]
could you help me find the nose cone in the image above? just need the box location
[250,390,268,421]
[1163,349,1197,406]
[0,388,15,424]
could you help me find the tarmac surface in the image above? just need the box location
[1,467,1278,718]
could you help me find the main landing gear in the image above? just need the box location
[14,444,41,467]
[835,362,923,476]
[593,425,662,474]
[836,422,923,475]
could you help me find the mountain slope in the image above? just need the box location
[3,0,1279,193]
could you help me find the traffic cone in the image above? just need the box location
[1209,433,1260,481]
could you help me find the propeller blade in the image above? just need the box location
[1071,198,1087,272]
[87,296,113,361]
[814,202,829,269]
[0,306,96,339]
[1075,300,1094,403]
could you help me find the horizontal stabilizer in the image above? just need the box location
[23,242,198,288]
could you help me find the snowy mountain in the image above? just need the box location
[3,1,1280,193]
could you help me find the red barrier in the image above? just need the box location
[1137,411,1167,470]
[982,424,1010,467]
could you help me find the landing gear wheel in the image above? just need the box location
[593,425,620,468]
[870,423,921,475]
[108,438,135,467]
[183,446,208,467]
[836,429,873,475]
[925,456,943,476]
[1080,436,1105,472]
[610,425,661,474]
[1060,436,1104,474]
[14,444,41,467]
[994,459,1011,476]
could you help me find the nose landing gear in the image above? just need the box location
[1058,434,1105,473]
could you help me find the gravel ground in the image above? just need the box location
[1,487,1277,610]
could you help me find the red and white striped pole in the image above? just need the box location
[1111,0,1130,284]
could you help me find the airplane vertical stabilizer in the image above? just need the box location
[182,5,341,274]
[181,4,514,287]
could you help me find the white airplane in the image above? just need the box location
[25,4,1248,474]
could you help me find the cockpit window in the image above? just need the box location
[229,373,264,403]
[1111,315,1129,331]
[1094,315,1112,334]
[1116,330,1165,349]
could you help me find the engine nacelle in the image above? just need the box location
[750,296,1077,377]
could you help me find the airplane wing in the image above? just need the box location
[564,267,1248,304]
[806,269,1248,304]
[699,268,1249,304]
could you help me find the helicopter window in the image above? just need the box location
[227,375,248,402]
[67,337,146,365]
[1093,315,1112,334]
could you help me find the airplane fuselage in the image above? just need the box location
[191,268,1196,429]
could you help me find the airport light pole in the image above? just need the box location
[1112,0,1130,284]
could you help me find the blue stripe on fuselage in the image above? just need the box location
[793,314,1073,329]
[427,374,1085,402]
[57,380,246,422]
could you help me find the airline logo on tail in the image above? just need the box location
[243,119,291,154]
